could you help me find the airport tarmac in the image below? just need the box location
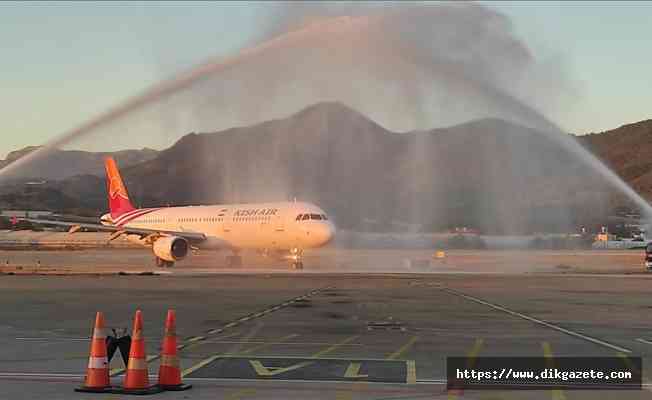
[1,249,652,399]
[0,247,647,275]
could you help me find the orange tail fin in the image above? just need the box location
[104,157,136,219]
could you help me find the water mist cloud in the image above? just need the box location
[1,2,650,225]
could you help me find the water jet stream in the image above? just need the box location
[1,6,649,221]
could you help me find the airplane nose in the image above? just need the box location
[313,222,335,246]
[325,222,336,244]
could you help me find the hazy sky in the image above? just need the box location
[1,1,650,158]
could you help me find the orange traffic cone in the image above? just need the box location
[158,310,191,391]
[75,312,112,393]
[122,310,162,394]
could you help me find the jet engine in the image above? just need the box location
[152,236,189,262]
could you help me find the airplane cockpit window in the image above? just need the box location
[295,214,303,221]
[301,214,310,221]
[310,214,322,220]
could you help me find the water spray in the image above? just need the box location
[1,4,649,222]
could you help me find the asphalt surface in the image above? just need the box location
[1,249,652,399]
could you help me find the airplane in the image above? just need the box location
[22,157,335,269]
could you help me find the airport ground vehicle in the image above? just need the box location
[645,243,652,271]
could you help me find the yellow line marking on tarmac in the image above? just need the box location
[467,338,484,359]
[406,360,416,384]
[311,335,359,358]
[236,334,299,356]
[181,333,298,377]
[617,352,638,370]
[226,388,257,400]
[616,351,647,392]
[129,287,333,379]
[109,332,241,377]
[448,338,484,399]
[386,336,418,360]
[343,362,369,379]
[250,360,315,376]
[182,332,241,352]
[542,342,567,400]
[180,355,222,377]
[335,391,352,400]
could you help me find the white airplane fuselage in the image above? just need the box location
[102,201,335,252]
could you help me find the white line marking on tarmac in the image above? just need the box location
[2,372,650,388]
[109,285,334,377]
[196,340,363,346]
[0,373,84,378]
[636,338,652,345]
[15,337,89,341]
[183,377,436,385]
[440,287,632,354]
[15,336,166,342]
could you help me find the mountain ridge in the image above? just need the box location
[0,147,159,181]
[1,102,650,233]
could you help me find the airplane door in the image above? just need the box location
[275,210,284,232]
[222,208,232,232]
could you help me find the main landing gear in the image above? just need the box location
[155,257,175,268]
[226,253,243,268]
[290,248,304,270]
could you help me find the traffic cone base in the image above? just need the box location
[159,383,193,391]
[111,385,164,395]
[157,309,192,391]
[77,385,163,395]
[74,386,116,394]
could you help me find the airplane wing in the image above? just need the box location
[21,218,207,243]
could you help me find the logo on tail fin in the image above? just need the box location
[108,175,129,200]
[105,158,130,200]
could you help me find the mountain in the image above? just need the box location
[115,102,617,234]
[579,119,652,200]
[1,102,649,233]
[0,147,159,181]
